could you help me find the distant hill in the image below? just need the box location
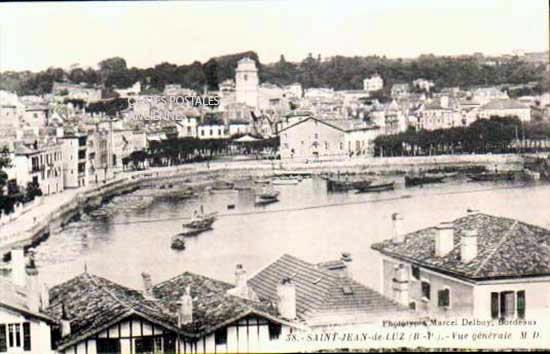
[1,51,547,96]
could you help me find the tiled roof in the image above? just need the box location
[152,271,281,336]
[45,273,176,349]
[248,254,407,324]
[481,99,528,110]
[371,213,550,281]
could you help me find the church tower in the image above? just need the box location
[235,57,259,109]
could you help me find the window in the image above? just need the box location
[7,325,13,348]
[438,288,450,308]
[268,322,282,340]
[23,323,30,351]
[314,133,318,139]
[491,291,524,319]
[97,338,121,354]
[215,328,227,345]
[500,291,515,319]
[411,266,420,281]
[517,291,526,319]
[0,324,6,352]
[421,281,431,300]
[408,302,416,311]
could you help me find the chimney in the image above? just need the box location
[11,248,26,287]
[60,302,71,337]
[141,272,153,298]
[391,213,404,244]
[178,286,193,326]
[340,252,352,278]
[391,264,409,306]
[435,222,455,257]
[25,252,40,313]
[41,283,50,310]
[461,229,478,263]
[56,127,64,138]
[277,278,296,320]
[234,264,248,298]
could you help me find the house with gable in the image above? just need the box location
[44,269,301,354]
[371,212,550,320]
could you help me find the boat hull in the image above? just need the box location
[405,176,445,187]
[356,182,395,193]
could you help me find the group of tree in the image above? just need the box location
[122,136,279,170]
[374,116,550,157]
[2,52,546,97]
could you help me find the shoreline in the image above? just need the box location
[0,152,534,255]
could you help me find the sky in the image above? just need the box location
[0,0,548,72]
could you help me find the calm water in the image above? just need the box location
[29,176,550,292]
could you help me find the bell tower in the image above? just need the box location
[235,57,259,109]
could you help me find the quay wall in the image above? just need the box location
[0,153,530,255]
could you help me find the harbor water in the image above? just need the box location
[28,175,550,292]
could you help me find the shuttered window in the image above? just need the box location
[438,289,450,307]
[23,323,31,351]
[421,281,431,300]
[215,327,227,345]
[491,292,499,319]
[517,291,526,319]
[0,324,6,352]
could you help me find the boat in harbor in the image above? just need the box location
[272,177,300,186]
[211,180,234,191]
[467,172,514,182]
[170,235,186,250]
[323,174,372,192]
[425,171,458,179]
[181,208,218,236]
[255,185,280,205]
[404,175,446,187]
[356,181,395,193]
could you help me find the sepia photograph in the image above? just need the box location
[0,0,549,352]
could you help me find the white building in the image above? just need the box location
[175,117,199,138]
[479,99,531,122]
[412,79,435,92]
[60,132,88,188]
[363,74,384,92]
[13,140,64,196]
[372,212,550,320]
[283,83,303,98]
[228,121,251,137]
[235,57,259,109]
[198,122,228,140]
[0,248,57,354]
[279,116,380,160]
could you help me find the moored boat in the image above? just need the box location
[356,181,395,193]
[211,180,234,191]
[467,172,514,182]
[272,177,300,186]
[405,175,445,187]
[255,185,280,205]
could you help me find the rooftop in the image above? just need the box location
[248,254,407,325]
[153,272,282,335]
[481,99,529,110]
[371,213,550,281]
[45,273,176,349]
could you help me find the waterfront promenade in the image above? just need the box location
[0,153,530,253]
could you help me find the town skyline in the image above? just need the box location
[0,0,548,72]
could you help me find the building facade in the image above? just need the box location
[371,213,550,320]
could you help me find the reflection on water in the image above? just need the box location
[29,176,550,292]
